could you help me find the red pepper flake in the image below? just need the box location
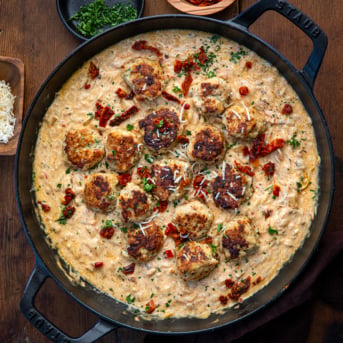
[100,226,115,239]
[109,105,138,127]
[122,262,136,275]
[94,262,104,268]
[164,250,174,258]
[62,187,75,206]
[62,205,75,219]
[245,61,252,69]
[153,200,169,213]
[115,88,134,100]
[272,184,281,197]
[234,160,255,176]
[88,61,99,79]
[281,103,293,115]
[219,295,228,305]
[132,40,163,59]
[38,201,51,212]
[117,173,132,186]
[239,86,249,96]
[95,102,114,128]
[162,91,181,104]
[145,299,156,314]
[262,162,275,177]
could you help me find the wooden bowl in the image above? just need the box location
[167,0,236,16]
[0,56,24,156]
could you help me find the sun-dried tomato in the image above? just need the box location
[62,205,75,219]
[272,184,281,197]
[132,40,162,59]
[198,47,209,65]
[182,72,193,97]
[225,279,235,288]
[262,162,275,177]
[153,201,169,213]
[88,61,99,79]
[245,61,252,69]
[229,277,251,301]
[165,223,187,246]
[137,166,151,179]
[109,106,138,127]
[94,262,104,268]
[62,187,75,205]
[234,160,255,176]
[193,174,209,200]
[117,173,132,186]
[177,135,190,144]
[95,102,114,128]
[162,91,181,104]
[219,295,228,305]
[122,262,136,275]
[84,82,91,89]
[38,201,51,212]
[100,226,114,239]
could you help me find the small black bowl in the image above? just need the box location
[56,0,145,41]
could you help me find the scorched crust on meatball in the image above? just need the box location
[221,216,259,260]
[83,173,118,213]
[63,127,104,170]
[148,159,190,202]
[223,104,267,139]
[173,200,213,241]
[125,221,164,262]
[122,57,164,101]
[212,163,253,209]
[191,77,231,116]
[117,182,153,223]
[139,107,182,152]
[106,129,141,173]
[187,125,225,163]
[176,241,219,281]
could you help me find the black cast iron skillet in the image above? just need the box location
[16,0,334,341]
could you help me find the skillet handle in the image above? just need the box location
[231,0,328,89]
[20,261,116,343]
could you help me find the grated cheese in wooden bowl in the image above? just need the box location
[0,80,16,143]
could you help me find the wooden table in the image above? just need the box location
[1,0,342,342]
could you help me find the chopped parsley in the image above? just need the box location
[268,226,278,235]
[126,294,135,304]
[126,124,134,131]
[229,48,248,63]
[287,132,301,149]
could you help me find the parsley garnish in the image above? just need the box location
[287,132,301,149]
[268,226,278,235]
[229,48,248,63]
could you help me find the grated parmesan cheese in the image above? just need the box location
[0,80,16,143]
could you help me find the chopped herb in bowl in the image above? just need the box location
[70,0,138,38]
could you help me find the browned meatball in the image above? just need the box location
[223,104,267,140]
[212,163,253,209]
[191,77,231,116]
[106,129,141,173]
[83,173,118,212]
[148,159,190,202]
[173,200,213,240]
[187,125,225,163]
[122,58,164,101]
[176,241,218,281]
[222,216,259,260]
[117,183,153,222]
[64,127,104,170]
[126,221,164,262]
[139,107,181,152]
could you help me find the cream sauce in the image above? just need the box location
[33,30,319,319]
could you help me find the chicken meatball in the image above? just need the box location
[106,129,141,173]
[122,58,164,101]
[126,221,164,262]
[223,104,267,139]
[221,216,259,260]
[176,241,219,281]
[147,159,190,202]
[212,163,253,209]
[83,173,118,213]
[191,77,231,116]
[117,182,153,222]
[187,125,225,163]
[64,127,104,170]
[139,107,181,152]
[173,200,213,240]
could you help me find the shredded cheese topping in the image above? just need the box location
[0,80,16,144]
